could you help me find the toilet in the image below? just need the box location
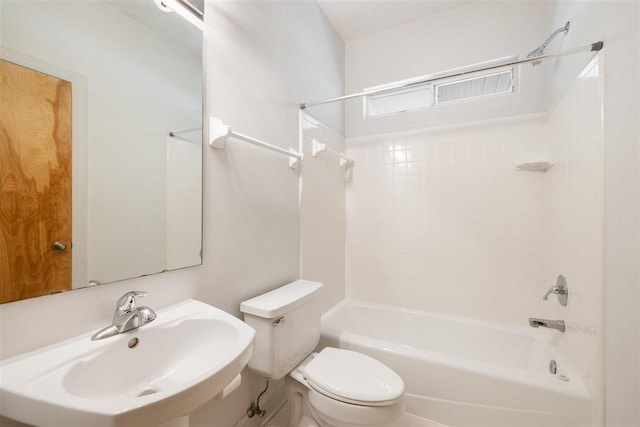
[240,280,405,427]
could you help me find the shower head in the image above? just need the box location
[527,21,570,65]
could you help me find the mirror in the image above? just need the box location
[0,0,203,303]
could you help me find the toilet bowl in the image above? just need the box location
[240,280,405,427]
[286,348,405,427]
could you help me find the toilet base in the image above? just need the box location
[298,415,320,427]
[267,399,441,427]
[285,375,405,427]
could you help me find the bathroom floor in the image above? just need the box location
[262,403,447,427]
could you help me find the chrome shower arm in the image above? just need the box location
[541,21,570,50]
[527,21,570,59]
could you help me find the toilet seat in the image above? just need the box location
[307,387,405,426]
[302,347,404,406]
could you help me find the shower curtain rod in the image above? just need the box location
[299,41,603,110]
[169,127,202,136]
[168,134,200,144]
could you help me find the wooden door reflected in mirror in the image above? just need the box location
[0,60,72,303]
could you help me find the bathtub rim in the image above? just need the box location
[323,299,560,343]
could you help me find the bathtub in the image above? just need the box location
[319,300,591,427]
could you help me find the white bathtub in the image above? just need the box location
[319,300,591,427]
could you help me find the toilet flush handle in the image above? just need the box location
[272,316,285,326]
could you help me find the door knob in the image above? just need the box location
[52,241,68,252]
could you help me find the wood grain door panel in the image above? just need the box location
[0,59,72,303]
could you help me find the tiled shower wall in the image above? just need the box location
[346,115,548,325]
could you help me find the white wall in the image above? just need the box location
[545,2,640,425]
[0,1,344,427]
[300,113,346,315]
[344,1,552,138]
[191,2,344,424]
[543,56,604,423]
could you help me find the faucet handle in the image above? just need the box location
[542,286,563,300]
[116,291,147,313]
[542,275,568,306]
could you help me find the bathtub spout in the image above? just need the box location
[528,318,566,332]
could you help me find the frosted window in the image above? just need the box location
[435,69,514,104]
[366,85,432,118]
[363,66,516,119]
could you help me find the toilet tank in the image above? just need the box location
[240,280,323,379]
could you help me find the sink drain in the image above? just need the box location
[128,338,139,348]
[138,388,157,397]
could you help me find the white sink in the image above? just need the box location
[0,300,255,427]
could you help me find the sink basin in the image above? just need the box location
[0,300,255,427]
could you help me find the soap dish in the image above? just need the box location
[516,161,553,172]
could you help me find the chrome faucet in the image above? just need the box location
[543,275,569,306]
[528,318,566,332]
[91,291,157,340]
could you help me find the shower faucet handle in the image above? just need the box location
[542,286,563,299]
[543,275,568,306]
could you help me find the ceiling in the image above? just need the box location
[317,0,476,42]
[105,0,202,58]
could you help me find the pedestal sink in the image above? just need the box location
[0,300,255,427]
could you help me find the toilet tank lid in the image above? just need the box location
[240,280,323,318]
